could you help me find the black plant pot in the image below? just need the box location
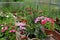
[28,34,36,39]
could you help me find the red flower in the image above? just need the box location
[1,26,8,33]
[41,20,47,25]
[45,18,54,24]
[9,29,16,33]
[1,29,5,33]
[49,18,54,24]
[9,30,12,33]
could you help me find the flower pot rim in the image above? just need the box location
[54,30,60,35]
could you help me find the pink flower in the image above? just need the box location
[20,26,26,30]
[9,30,12,33]
[45,18,50,21]
[19,22,26,26]
[4,26,8,30]
[15,22,26,26]
[37,16,45,20]
[49,18,54,24]
[44,18,54,24]
[12,29,16,32]
[9,29,16,33]
[35,16,54,25]
[35,19,39,23]
[41,20,47,25]
[34,16,45,23]
[40,16,45,19]
[1,29,5,33]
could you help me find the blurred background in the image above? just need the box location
[0,0,60,19]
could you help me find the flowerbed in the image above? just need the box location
[0,3,60,40]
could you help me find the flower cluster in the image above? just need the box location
[34,16,46,23]
[9,29,16,33]
[35,16,55,30]
[1,26,8,33]
[1,26,16,33]
[15,22,26,30]
[41,17,54,25]
[15,21,27,35]
[35,16,54,24]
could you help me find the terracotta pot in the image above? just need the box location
[44,29,53,35]
[52,31,60,40]
[44,29,60,40]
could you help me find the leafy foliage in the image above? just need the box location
[0,12,15,25]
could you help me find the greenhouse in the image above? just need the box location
[0,0,60,40]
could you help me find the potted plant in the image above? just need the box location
[52,17,60,40]
[34,16,55,35]
[35,16,60,40]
